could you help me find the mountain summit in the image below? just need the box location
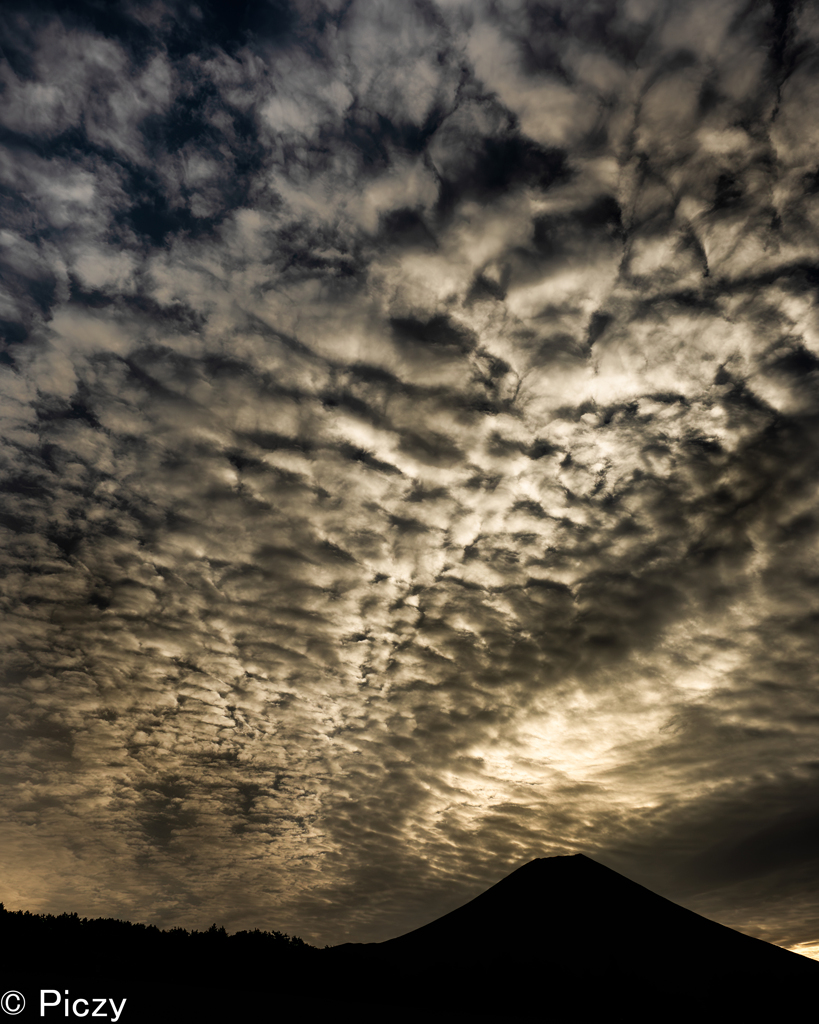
[381,854,799,965]
[328,854,817,1019]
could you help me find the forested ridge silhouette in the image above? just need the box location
[0,900,316,979]
[0,901,312,944]
[0,901,321,1020]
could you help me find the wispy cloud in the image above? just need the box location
[2,0,819,949]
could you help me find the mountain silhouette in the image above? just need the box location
[3,856,816,1020]
[326,854,818,1019]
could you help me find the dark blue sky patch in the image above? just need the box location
[390,315,475,353]
[378,208,438,250]
[435,135,570,217]
[121,167,221,246]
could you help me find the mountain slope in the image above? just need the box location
[327,854,817,1019]
[382,854,800,967]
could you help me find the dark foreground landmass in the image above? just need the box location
[3,855,817,1021]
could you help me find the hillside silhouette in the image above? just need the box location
[0,901,314,972]
[3,856,817,1020]
[0,904,318,1020]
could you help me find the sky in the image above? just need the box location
[2,0,819,957]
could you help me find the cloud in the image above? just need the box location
[1,0,819,952]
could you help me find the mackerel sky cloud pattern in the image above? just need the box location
[2,0,819,951]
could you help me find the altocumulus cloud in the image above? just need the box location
[2,0,819,951]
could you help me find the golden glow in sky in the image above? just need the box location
[1,0,819,954]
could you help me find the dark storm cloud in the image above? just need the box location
[2,0,819,957]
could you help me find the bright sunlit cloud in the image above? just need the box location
[2,0,819,952]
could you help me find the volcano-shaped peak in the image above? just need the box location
[381,852,665,951]
[326,854,817,1017]
[372,853,814,982]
